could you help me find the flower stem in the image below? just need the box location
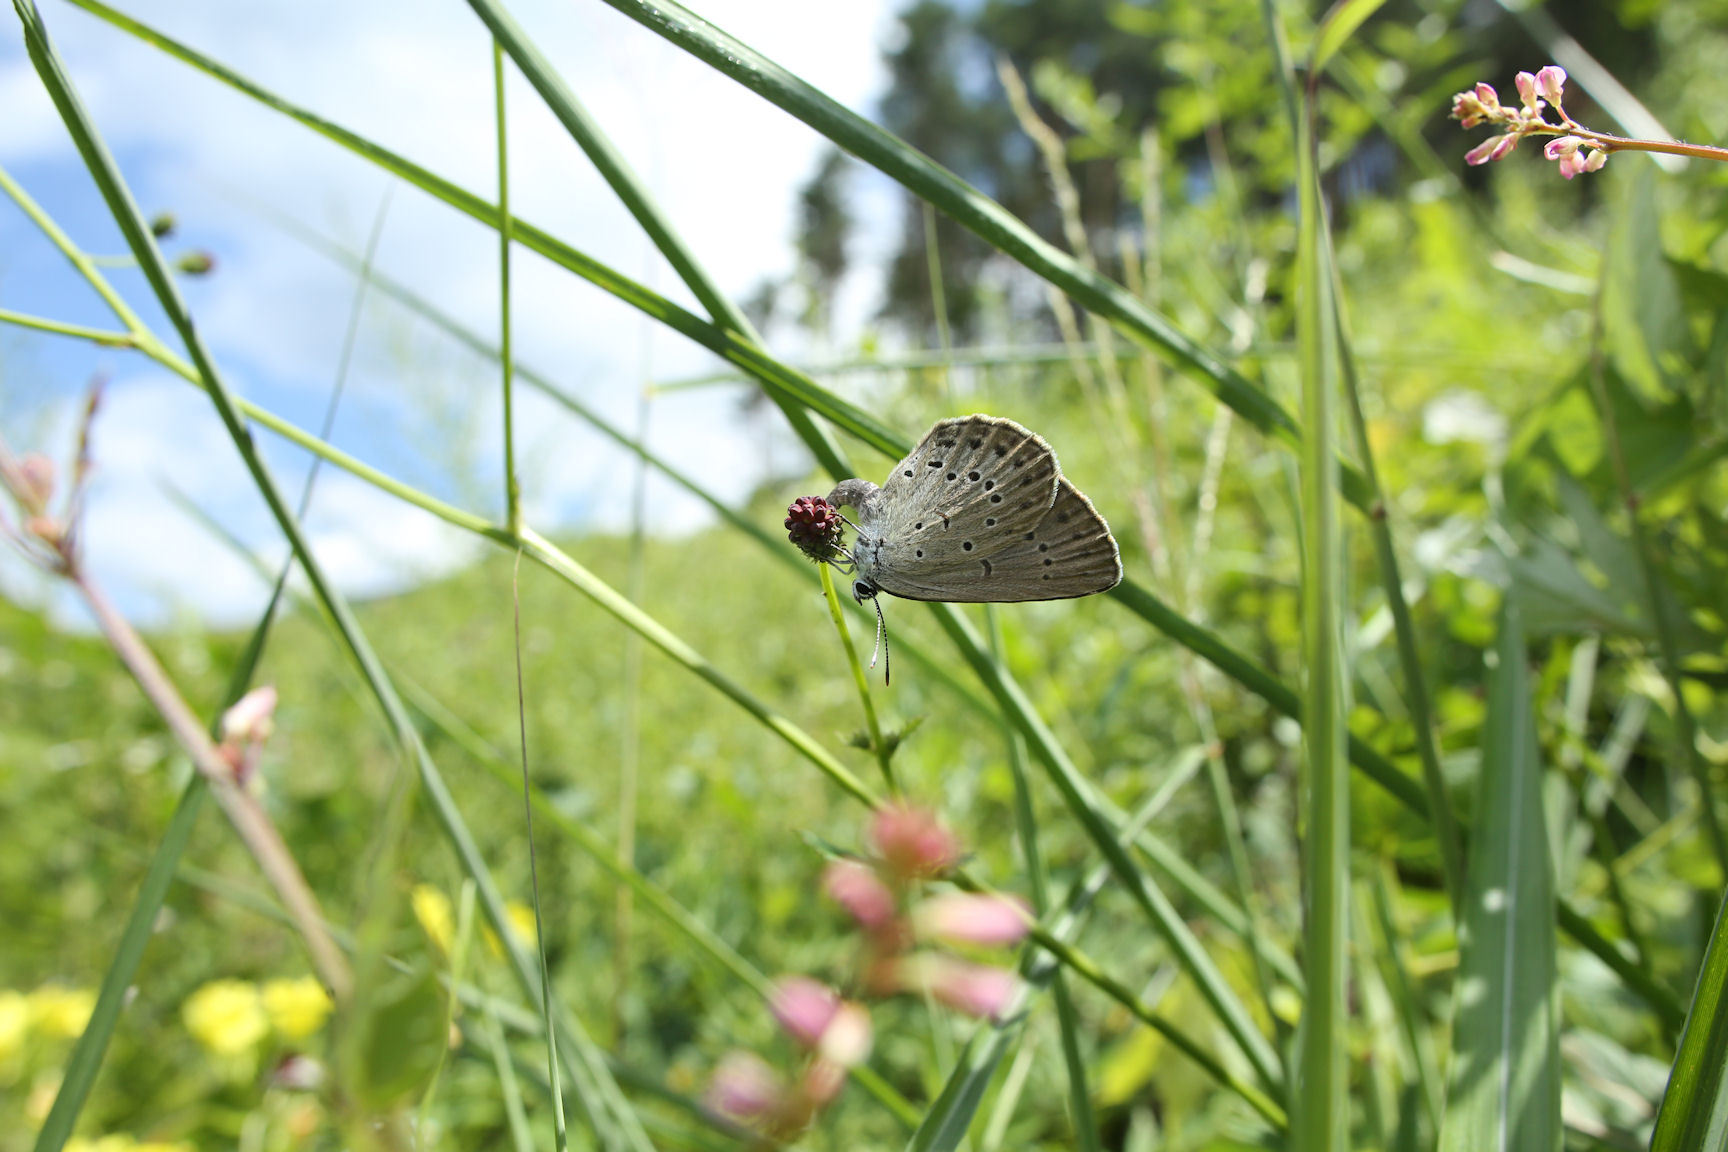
[818,563,895,794]
[73,569,352,1001]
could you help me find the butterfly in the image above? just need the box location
[819,414,1121,681]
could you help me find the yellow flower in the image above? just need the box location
[65,1138,133,1152]
[411,885,454,954]
[65,1138,193,1152]
[262,977,333,1041]
[29,986,95,1038]
[182,980,268,1056]
[484,901,540,958]
[0,990,28,1061]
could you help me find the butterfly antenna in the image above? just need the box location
[869,594,890,686]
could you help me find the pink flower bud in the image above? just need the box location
[1544,135,1583,161]
[770,977,840,1049]
[869,804,961,880]
[706,1051,783,1122]
[823,859,896,929]
[1536,65,1567,109]
[912,892,1032,947]
[1464,134,1515,166]
[904,955,1020,1019]
[221,685,278,745]
[815,1001,872,1068]
[13,453,55,513]
[801,1057,849,1106]
[1514,71,1542,116]
[1584,149,1608,173]
[270,1053,326,1091]
[1450,83,1502,129]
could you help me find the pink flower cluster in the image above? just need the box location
[705,805,1031,1140]
[1450,66,1608,178]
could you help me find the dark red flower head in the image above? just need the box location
[786,495,845,562]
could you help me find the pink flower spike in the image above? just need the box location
[815,1002,873,1068]
[1536,65,1567,109]
[770,977,841,1049]
[913,892,1032,947]
[706,1051,784,1122]
[823,859,895,929]
[870,804,961,880]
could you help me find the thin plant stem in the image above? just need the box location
[495,38,520,535]
[1331,256,1465,915]
[818,562,895,792]
[1585,283,1728,879]
[72,569,352,999]
[989,608,1099,1151]
[615,385,650,1044]
[512,551,569,1150]
[0,307,130,344]
[1292,60,1349,1150]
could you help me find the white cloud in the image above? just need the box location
[1,0,896,626]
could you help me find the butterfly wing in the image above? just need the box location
[867,415,1060,597]
[872,473,1120,603]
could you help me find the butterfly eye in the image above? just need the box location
[852,580,877,602]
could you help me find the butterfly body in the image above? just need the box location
[825,415,1121,604]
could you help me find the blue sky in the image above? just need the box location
[1,0,898,627]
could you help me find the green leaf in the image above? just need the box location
[1601,165,1690,399]
[1438,600,1561,1152]
[341,960,450,1110]
[1650,888,1728,1151]
[1309,0,1389,75]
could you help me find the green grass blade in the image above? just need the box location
[929,606,1285,1100]
[29,781,206,1152]
[993,610,1100,1152]
[1650,887,1728,1151]
[592,0,1386,510]
[1309,0,1389,75]
[590,0,1285,445]
[1438,599,1561,1152]
[1291,76,1349,1152]
[462,0,853,480]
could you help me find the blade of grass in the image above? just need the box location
[1650,885,1728,1150]
[590,0,1301,458]
[991,608,1099,1152]
[463,0,853,482]
[1331,245,1464,915]
[929,605,1285,1100]
[28,780,206,1152]
[1291,56,1349,1151]
[1437,599,1561,1152]
[918,775,1289,1147]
